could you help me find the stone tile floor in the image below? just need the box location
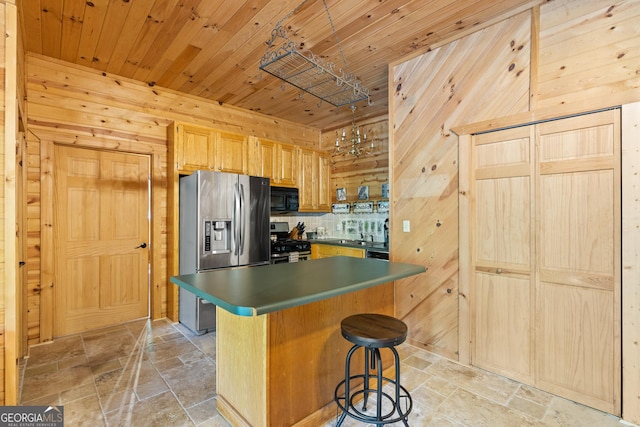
[19,318,631,427]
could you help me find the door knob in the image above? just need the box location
[135,243,147,249]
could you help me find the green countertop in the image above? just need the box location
[170,257,425,316]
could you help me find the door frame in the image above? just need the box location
[39,136,163,341]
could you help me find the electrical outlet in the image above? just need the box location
[403,220,410,232]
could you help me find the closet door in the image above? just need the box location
[471,126,535,383]
[536,110,620,414]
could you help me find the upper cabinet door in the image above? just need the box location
[176,124,215,172]
[279,143,298,187]
[299,148,331,212]
[216,131,248,174]
[317,152,331,211]
[253,138,279,183]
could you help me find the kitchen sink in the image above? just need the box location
[327,239,388,249]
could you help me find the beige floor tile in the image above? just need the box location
[21,364,94,402]
[144,335,199,363]
[543,397,622,427]
[60,383,97,404]
[63,394,106,427]
[27,335,85,366]
[508,395,548,420]
[185,397,221,425]
[160,358,216,408]
[19,319,629,427]
[105,391,193,427]
[438,388,540,427]
[427,358,520,405]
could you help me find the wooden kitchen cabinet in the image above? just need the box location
[250,138,298,186]
[215,131,248,174]
[174,123,216,172]
[172,123,247,174]
[299,148,331,212]
[311,244,365,259]
[278,143,298,187]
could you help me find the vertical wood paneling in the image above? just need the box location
[25,131,41,346]
[3,0,21,405]
[390,11,531,359]
[621,102,640,423]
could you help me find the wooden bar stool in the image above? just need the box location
[334,313,412,426]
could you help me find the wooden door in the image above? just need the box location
[467,109,621,414]
[54,145,150,336]
[471,125,535,383]
[535,111,620,414]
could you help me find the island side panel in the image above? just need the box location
[267,282,395,426]
[217,308,268,427]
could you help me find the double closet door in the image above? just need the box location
[469,109,620,414]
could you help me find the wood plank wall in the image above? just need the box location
[0,1,7,405]
[391,11,532,360]
[24,54,320,345]
[390,0,640,422]
[1,0,25,405]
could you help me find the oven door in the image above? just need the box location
[270,251,311,264]
[271,254,289,264]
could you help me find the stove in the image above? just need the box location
[270,222,312,264]
[271,239,312,254]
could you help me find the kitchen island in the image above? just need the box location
[170,257,425,427]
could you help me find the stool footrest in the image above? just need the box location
[334,375,412,425]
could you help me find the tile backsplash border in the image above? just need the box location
[270,212,389,242]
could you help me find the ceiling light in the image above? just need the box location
[333,105,375,157]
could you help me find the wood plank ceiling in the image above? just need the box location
[21,0,536,132]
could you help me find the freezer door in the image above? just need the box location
[237,175,270,266]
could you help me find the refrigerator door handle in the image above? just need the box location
[239,183,245,255]
[233,182,241,256]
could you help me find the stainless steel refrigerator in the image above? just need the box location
[179,170,270,334]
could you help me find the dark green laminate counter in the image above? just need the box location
[170,256,425,316]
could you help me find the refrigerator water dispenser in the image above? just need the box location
[204,219,231,254]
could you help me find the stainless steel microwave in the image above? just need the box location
[270,186,299,213]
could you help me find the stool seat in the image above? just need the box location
[335,313,412,426]
[341,313,407,348]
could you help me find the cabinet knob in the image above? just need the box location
[496,268,502,274]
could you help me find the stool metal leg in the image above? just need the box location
[374,348,383,425]
[390,346,410,426]
[362,347,371,411]
[335,344,359,427]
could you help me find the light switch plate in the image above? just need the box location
[403,220,410,232]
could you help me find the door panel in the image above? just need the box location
[535,111,620,414]
[54,145,150,336]
[471,125,534,383]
